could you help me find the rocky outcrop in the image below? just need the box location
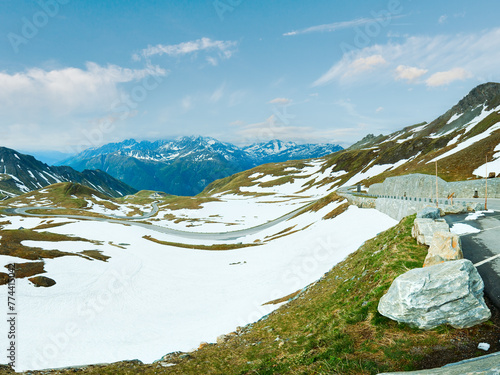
[216,332,238,344]
[423,231,463,267]
[417,207,442,220]
[412,218,450,246]
[378,259,491,330]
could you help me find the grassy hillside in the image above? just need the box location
[11,215,498,375]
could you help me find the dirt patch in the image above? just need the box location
[263,290,301,306]
[143,235,260,251]
[0,273,10,285]
[323,202,350,220]
[33,221,73,230]
[4,261,45,278]
[28,276,56,287]
[79,250,110,262]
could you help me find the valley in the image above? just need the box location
[1,83,500,373]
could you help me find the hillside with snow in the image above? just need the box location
[0,147,137,199]
[0,82,499,372]
[0,178,396,371]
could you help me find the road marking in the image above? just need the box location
[481,225,500,232]
[475,253,500,267]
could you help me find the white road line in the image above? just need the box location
[481,225,500,232]
[475,253,500,267]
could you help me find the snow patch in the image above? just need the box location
[450,223,481,235]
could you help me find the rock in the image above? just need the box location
[417,207,442,219]
[216,332,237,344]
[158,352,184,363]
[423,231,463,267]
[377,351,500,374]
[28,276,56,287]
[443,205,467,214]
[468,202,485,212]
[478,342,490,351]
[378,259,491,330]
[412,218,450,246]
[198,342,209,350]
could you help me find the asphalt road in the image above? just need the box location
[444,211,500,310]
[2,200,315,241]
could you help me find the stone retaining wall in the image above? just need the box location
[374,197,481,221]
[369,173,500,199]
[339,193,376,209]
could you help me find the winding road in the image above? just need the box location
[2,200,316,241]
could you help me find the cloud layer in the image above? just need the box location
[313,28,500,87]
[0,62,166,116]
[133,37,237,65]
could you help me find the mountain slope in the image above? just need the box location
[61,136,342,196]
[201,82,500,198]
[0,147,137,198]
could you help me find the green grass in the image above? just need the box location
[17,214,497,375]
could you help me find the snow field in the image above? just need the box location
[0,204,397,371]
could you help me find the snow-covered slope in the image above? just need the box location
[243,139,342,163]
[0,188,396,371]
[0,147,137,198]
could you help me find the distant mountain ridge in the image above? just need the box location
[0,147,137,199]
[61,136,343,195]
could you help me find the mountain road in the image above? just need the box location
[2,200,316,241]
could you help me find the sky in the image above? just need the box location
[2,0,500,156]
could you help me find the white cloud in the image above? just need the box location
[0,62,166,116]
[349,55,386,74]
[206,57,219,66]
[313,28,500,87]
[376,107,384,113]
[438,15,448,24]
[425,68,471,87]
[233,114,356,144]
[395,65,428,82]
[135,37,237,61]
[284,14,406,36]
[210,84,225,103]
[268,97,292,105]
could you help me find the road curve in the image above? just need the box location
[2,200,316,241]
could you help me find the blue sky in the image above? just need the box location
[2,0,500,155]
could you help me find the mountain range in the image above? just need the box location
[2,82,499,201]
[60,137,343,196]
[0,147,137,199]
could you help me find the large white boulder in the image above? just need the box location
[412,218,450,246]
[378,259,490,330]
[423,230,463,267]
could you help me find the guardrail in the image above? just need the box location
[348,191,481,207]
